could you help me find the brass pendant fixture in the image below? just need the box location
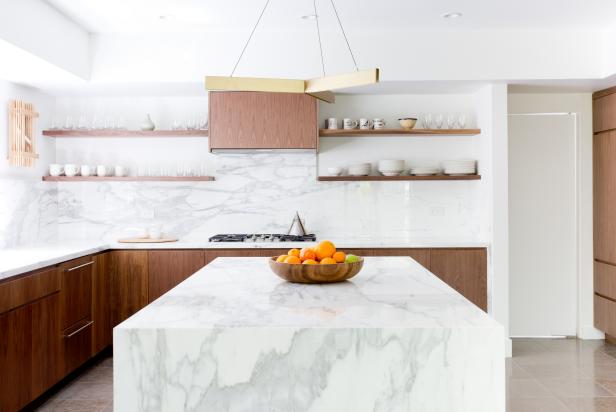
[205,0,379,103]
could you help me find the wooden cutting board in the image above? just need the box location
[117,237,178,243]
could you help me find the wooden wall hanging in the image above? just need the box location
[8,99,39,167]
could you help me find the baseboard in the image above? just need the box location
[578,325,605,340]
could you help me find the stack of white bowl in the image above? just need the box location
[348,163,372,176]
[377,159,405,176]
[409,166,441,176]
[443,159,476,175]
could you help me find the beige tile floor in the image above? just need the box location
[34,338,616,411]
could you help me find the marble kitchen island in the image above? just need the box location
[114,257,504,412]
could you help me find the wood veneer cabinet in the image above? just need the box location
[109,250,149,326]
[593,87,616,340]
[148,250,206,302]
[208,91,318,150]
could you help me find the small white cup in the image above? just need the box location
[359,118,372,130]
[326,118,338,130]
[343,118,358,130]
[64,164,80,177]
[80,165,93,177]
[114,165,128,177]
[96,165,108,177]
[373,118,386,129]
[49,164,64,177]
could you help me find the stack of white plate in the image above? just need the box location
[348,163,372,176]
[442,159,476,175]
[377,159,405,176]
[409,166,441,176]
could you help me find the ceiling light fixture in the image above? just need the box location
[443,12,463,19]
[205,0,379,103]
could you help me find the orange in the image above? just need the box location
[284,256,301,264]
[276,255,289,263]
[332,251,346,263]
[299,247,316,261]
[287,248,300,258]
[320,257,337,265]
[314,240,336,261]
[302,259,318,265]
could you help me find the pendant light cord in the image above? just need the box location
[230,0,271,77]
[329,0,358,71]
[313,0,326,76]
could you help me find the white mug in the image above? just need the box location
[96,165,108,177]
[359,118,373,130]
[64,164,80,177]
[49,164,64,177]
[326,118,338,130]
[373,118,386,129]
[81,165,93,177]
[343,118,358,130]
[114,165,128,177]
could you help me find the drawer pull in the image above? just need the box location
[63,320,93,338]
[65,261,93,272]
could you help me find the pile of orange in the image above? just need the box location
[275,240,348,265]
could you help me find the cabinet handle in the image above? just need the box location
[65,261,93,272]
[63,321,94,338]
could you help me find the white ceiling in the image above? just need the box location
[45,0,616,33]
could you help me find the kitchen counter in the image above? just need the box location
[0,238,489,281]
[114,256,504,411]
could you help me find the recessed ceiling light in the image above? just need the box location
[443,12,463,19]
[158,14,174,21]
[301,14,318,20]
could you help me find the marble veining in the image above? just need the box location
[114,257,504,411]
[56,153,487,243]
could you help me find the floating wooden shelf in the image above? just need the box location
[42,176,215,182]
[319,128,480,137]
[42,130,208,137]
[318,174,481,181]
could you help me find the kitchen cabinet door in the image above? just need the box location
[92,253,112,355]
[59,256,93,330]
[594,130,616,264]
[429,249,488,311]
[110,251,149,326]
[0,293,62,412]
[148,250,206,302]
[209,91,318,150]
[593,92,616,133]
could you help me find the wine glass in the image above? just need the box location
[434,114,444,129]
[422,114,433,129]
[447,114,456,129]
[458,114,467,129]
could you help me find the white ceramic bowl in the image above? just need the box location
[327,167,343,176]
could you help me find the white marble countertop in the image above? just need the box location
[117,257,500,330]
[114,257,504,411]
[0,237,489,281]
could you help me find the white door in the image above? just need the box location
[509,114,577,337]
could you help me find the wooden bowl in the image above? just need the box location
[268,257,364,284]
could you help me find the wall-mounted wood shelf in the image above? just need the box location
[42,130,208,138]
[318,174,481,181]
[319,128,480,137]
[42,176,215,182]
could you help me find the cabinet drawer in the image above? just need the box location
[60,256,93,330]
[0,267,59,314]
[62,318,93,375]
[595,260,616,301]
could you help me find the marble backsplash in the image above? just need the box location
[0,178,58,248]
[55,153,488,242]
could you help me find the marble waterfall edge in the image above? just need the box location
[114,257,504,412]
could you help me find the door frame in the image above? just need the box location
[508,112,580,337]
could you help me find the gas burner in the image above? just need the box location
[209,233,317,243]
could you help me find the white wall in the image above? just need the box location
[507,92,599,340]
[0,80,58,248]
[0,0,90,80]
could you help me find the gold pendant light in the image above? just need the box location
[205,0,379,103]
